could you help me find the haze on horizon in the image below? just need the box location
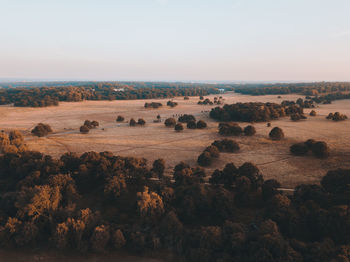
[1,0,350,82]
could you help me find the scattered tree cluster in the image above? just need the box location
[290,139,330,158]
[197,97,223,105]
[31,123,53,137]
[80,120,99,134]
[129,118,146,126]
[326,112,348,121]
[186,120,207,129]
[210,102,303,122]
[178,114,196,123]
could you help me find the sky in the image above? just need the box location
[0,0,350,82]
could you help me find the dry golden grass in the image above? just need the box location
[0,92,349,188]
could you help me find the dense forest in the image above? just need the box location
[0,146,348,261]
[0,82,226,107]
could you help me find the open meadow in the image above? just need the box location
[0,92,349,188]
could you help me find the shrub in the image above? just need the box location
[164,118,176,127]
[204,145,220,158]
[311,141,330,158]
[196,120,207,129]
[175,123,184,132]
[244,125,256,136]
[269,127,284,140]
[178,114,196,123]
[290,143,309,156]
[31,123,53,137]
[167,101,178,107]
[91,121,99,128]
[137,118,146,126]
[197,152,212,166]
[129,118,137,126]
[187,120,197,129]
[80,125,90,134]
[219,123,243,136]
[309,110,316,116]
[144,102,162,108]
[184,96,189,100]
[212,139,240,153]
[116,116,124,122]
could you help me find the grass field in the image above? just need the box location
[1,92,349,188]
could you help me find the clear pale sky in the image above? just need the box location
[1,0,350,82]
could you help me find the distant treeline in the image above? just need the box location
[0,82,227,107]
[234,82,350,96]
[0,148,349,261]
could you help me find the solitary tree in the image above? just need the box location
[31,123,53,137]
[269,127,284,141]
[116,116,124,122]
[164,118,176,127]
[138,118,146,126]
[244,125,256,136]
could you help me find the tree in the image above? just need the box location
[31,123,53,137]
[309,110,316,116]
[137,186,164,220]
[290,142,309,156]
[175,123,184,132]
[112,229,126,249]
[187,120,197,129]
[204,145,220,158]
[212,139,240,153]
[244,125,256,136]
[219,123,243,136]
[197,152,212,167]
[90,225,110,253]
[152,159,166,178]
[178,114,196,123]
[137,118,146,126]
[116,115,124,122]
[311,141,330,158]
[80,125,90,134]
[164,118,176,127]
[269,127,284,140]
[196,120,207,129]
[129,118,137,126]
